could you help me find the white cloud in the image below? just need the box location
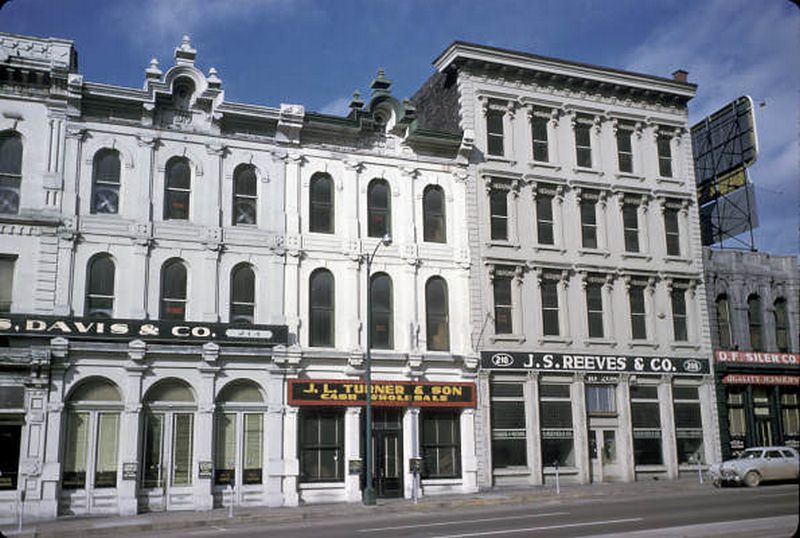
[622,0,800,254]
[317,96,351,116]
[106,0,299,51]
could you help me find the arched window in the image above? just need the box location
[370,272,393,349]
[423,185,446,243]
[367,179,391,238]
[164,157,191,220]
[774,298,789,352]
[425,277,449,351]
[747,294,762,351]
[0,131,23,214]
[215,380,265,488]
[232,164,257,225]
[160,259,187,320]
[62,378,122,492]
[142,379,196,490]
[310,173,334,233]
[91,149,121,214]
[230,263,255,324]
[85,254,115,318]
[716,294,732,349]
[309,269,334,347]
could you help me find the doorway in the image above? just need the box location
[0,424,21,491]
[589,428,619,482]
[370,409,403,498]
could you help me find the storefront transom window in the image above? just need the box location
[540,383,574,467]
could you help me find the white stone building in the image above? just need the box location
[412,42,720,488]
[0,32,478,523]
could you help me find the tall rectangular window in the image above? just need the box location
[94,413,119,488]
[243,414,263,485]
[490,189,508,241]
[774,299,789,353]
[726,388,746,440]
[540,384,574,467]
[673,386,703,464]
[63,412,90,489]
[421,410,461,478]
[781,390,799,443]
[664,205,680,256]
[490,383,527,468]
[493,273,513,334]
[300,410,344,482]
[172,413,194,486]
[616,127,633,173]
[630,385,662,465]
[531,112,549,162]
[580,193,598,249]
[716,295,732,349]
[748,295,763,351]
[629,284,647,340]
[486,105,505,157]
[541,275,560,336]
[0,255,15,312]
[215,413,236,485]
[622,203,640,253]
[536,191,554,245]
[575,120,592,168]
[657,134,673,177]
[671,286,688,341]
[586,279,604,338]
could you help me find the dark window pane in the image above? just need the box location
[617,130,633,173]
[542,438,575,467]
[633,437,663,465]
[299,410,344,483]
[674,402,702,428]
[630,386,658,400]
[532,116,549,162]
[492,383,524,398]
[160,260,187,321]
[536,195,554,245]
[575,124,592,167]
[86,255,115,317]
[672,288,687,341]
[586,283,604,338]
[541,280,560,336]
[164,158,191,220]
[491,401,526,430]
[368,180,391,237]
[540,401,573,428]
[629,286,646,339]
[490,190,508,241]
[421,411,461,479]
[230,264,255,324]
[0,132,22,215]
[664,208,680,256]
[423,186,446,243]
[370,273,393,349]
[623,205,639,252]
[92,150,121,214]
[310,269,335,347]
[716,295,732,348]
[580,200,597,249]
[310,174,334,233]
[631,402,661,428]
[748,295,763,351]
[539,384,570,398]
[233,165,257,226]
[425,277,449,351]
[774,299,789,352]
[491,439,526,468]
[487,109,504,156]
[493,276,512,334]
[657,135,672,177]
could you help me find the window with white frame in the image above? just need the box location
[673,385,703,464]
[486,101,505,157]
[716,294,732,349]
[164,157,191,220]
[0,255,16,313]
[616,123,634,173]
[230,263,255,324]
[586,384,616,415]
[299,409,344,482]
[657,132,673,178]
[214,380,265,487]
[574,116,593,168]
[630,385,662,465]
[421,410,461,478]
[748,294,763,351]
[579,191,599,249]
[232,164,257,225]
[540,272,560,336]
[536,186,555,245]
[622,200,640,253]
[774,298,789,352]
[493,268,513,334]
[91,149,121,214]
[663,201,681,256]
[490,187,508,241]
[0,131,22,214]
[585,275,605,338]
[490,382,526,468]
[85,254,115,318]
[531,109,549,162]
[629,282,647,340]
[540,383,574,467]
[671,284,688,342]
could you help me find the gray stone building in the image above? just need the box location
[414,42,719,488]
[703,247,799,457]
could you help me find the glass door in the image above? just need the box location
[370,409,403,498]
[142,411,194,510]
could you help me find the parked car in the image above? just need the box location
[709,446,800,487]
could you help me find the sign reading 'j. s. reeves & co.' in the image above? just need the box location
[288,379,476,408]
[0,315,288,346]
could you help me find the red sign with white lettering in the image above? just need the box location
[721,374,799,386]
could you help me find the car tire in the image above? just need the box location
[743,470,761,487]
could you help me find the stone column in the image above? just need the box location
[118,340,146,515]
[658,377,678,478]
[193,343,219,510]
[39,341,69,520]
[282,407,299,506]
[617,374,635,482]
[526,372,542,485]
[475,370,493,488]
[572,374,590,484]
[402,407,419,499]
[700,376,721,465]
[459,408,478,493]
[199,238,222,322]
[344,407,362,502]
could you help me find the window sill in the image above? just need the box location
[670,342,701,352]
[298,481,345,489]
[615,172,645,182]
[486,240,521,250]
[628,341,659,350]
[485,156,516,166]
[538,336,572,346]
[664,255,691,264]
[528,161,561,172]
[533,244,565,254]
[490,334,526,344]
[492,467,530,477]
[621,252,652,261]
[634,465,668,472]
[587,412,618,418]
[543,466,578,475]
[573,166,604,176]
[583,338,617,348]
[421,477,462,485]
[578,248,610,258]
[656,176,682,185]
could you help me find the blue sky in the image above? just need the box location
[3,0,798,255]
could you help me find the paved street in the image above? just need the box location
[142,483,798,538]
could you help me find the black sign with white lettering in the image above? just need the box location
[0,315,288,346]
[480,351,709,375]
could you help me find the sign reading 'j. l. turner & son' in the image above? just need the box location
[480,351,709,375]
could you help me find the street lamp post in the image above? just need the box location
[363,233,392,506]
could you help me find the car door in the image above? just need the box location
[780,449,799,479]
[763,450,784,480]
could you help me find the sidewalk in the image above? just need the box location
[1,478,711,538]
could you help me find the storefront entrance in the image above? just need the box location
[0,424,21,491]
[370,409,403,498]
[588,426,621,482]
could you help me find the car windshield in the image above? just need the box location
[738,449,763,459]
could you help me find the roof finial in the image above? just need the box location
[370,67,392,96]
[348,89,364,111]
[175,35,197,66]
[145,57,162,82]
